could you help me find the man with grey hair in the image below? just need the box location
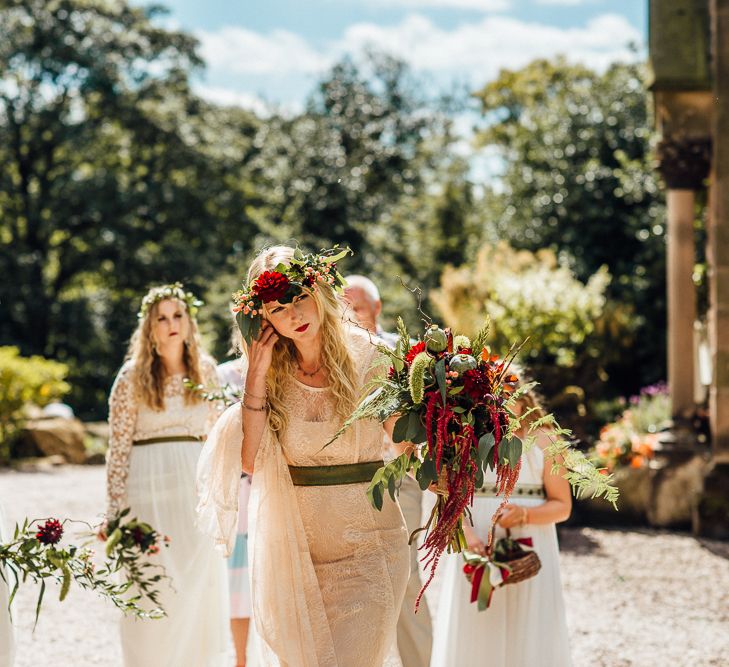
[344,275,433,667]
[343,275,399,348]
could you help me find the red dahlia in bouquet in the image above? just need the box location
[328,318,617,608]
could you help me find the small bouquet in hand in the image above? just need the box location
[101,508,171,610]
[0,508,169,624]
[463,531,541,611]
[328,318,617,608]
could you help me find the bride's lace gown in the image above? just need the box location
[197,328,410,667]
[107,359,229,667]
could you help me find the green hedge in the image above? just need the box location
[0,347,71,462]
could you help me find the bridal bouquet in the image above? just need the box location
[0,509,169,624]
[329,318,617,608]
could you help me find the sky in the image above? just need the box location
[148,0,647,115]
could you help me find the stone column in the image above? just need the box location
[666,189,697,417]
[656,138,711,421]
[696,0,729,539]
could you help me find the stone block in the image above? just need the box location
[16,417,87,464]
[694,461,729,540]
[647,454,706,527]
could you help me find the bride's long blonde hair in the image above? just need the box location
[126,292,205,410]
[244,246,357,438]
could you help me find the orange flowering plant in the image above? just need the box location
[590,383,668,472]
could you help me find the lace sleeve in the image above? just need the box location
[106,364,137,517]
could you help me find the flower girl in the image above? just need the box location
[430,389,573,667]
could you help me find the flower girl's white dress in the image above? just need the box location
[430,443,572,667]
[106,359,228,667]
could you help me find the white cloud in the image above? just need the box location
[337,14,642,76]
[363,0,511,10]
[194,85,271,115]
[196,13,643,107]
[536,0,595,7]
[535,0,590,5]
[197,26,330,75]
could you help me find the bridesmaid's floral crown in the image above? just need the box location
[232,245,352,345]
[137,282,203,320]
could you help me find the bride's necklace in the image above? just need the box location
[297,359,323,378]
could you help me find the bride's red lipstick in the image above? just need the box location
[295,323,310,333]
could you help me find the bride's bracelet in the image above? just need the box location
[243,401,268,412]
[244,389,267,401]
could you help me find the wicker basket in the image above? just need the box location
[465,528,541,587]
[494,528,541,585]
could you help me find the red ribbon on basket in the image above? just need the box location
[463,534,535,611]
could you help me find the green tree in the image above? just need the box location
[247,54,459,261]
[474,58,665,394]
[0,0,260,415]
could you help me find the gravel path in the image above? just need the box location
[2,465,728,667]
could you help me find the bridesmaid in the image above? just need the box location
[430,387,573,667]
[105,283,228,667]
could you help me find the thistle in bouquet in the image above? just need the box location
[327,317,618,608]
[0,509,169,624]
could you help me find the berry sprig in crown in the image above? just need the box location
[137,282,203,320]
[232,245,352,345]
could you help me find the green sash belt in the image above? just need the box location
[288,460,383,486]
[133,435,203,447]
[474,483,545,499]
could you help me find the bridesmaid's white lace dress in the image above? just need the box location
[106,358,228,667]
[197,328,410,667]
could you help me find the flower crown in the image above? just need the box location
[138,282,203,320]
[232,246,352,344]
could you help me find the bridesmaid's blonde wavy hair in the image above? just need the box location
[244,245,357,438]
[126,292,205,410]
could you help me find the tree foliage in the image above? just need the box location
[474,58,665,392]
[433,243,634,436]
[0,1,667,424]
[0,0,260,413]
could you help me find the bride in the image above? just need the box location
[197,245,410,667]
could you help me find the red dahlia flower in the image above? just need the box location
[462,369,491,401]
[405,341,426,365]
[254,271,291,303]
[36,519,64,545]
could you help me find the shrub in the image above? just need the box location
[432,242,636,439]
[589,383,669,472]
[0,347,71,462]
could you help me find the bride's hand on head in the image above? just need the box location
[246,320,279,388]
